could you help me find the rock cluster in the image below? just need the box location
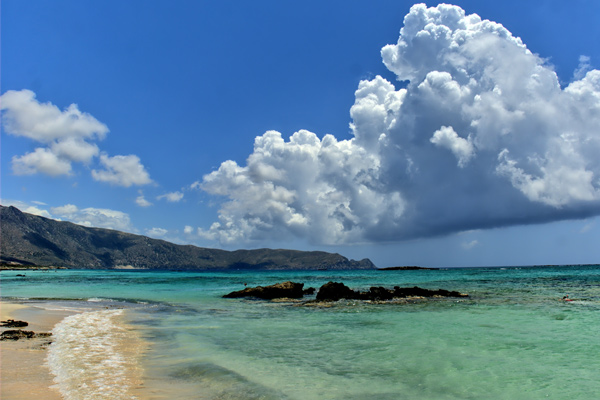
[224,281,467,301]
[0,319,51,341]
[223,281,314,299]
[316,282,468,301]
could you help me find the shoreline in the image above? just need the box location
[0,301,74,400]
[1,300,151,400]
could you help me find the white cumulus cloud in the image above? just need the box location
[0,89,108,143]
[157,191,184,202]
[1,90,107,176]
[1,89,152,186]
[136,191,153,207]
[146,227,168,238]
[461,240,479,250]
[50,204,133,231]
[92,154,152,187]
[198,129,404,244]
[197,3,600,245]
[12,147,73,176]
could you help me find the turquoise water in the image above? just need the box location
[2,266,600,399]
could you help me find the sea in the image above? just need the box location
[1,265,599,400]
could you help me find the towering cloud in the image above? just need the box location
[199,4,600,244]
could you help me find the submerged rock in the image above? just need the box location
[391,286,467,298]
[223,281,306,299]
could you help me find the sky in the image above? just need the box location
[2,0,600,268]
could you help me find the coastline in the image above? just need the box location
[1,301,150,400]
[0,302,73,400]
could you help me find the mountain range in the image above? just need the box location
[0,205,375,270]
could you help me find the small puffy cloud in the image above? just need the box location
[12,148,73,176]
[4,201,53,218]
[92,154,152,187]
[50,204,79,217]
[2,200,48,216]
[136,191,152,207]
[50,204,133,231]
[1,89,152,185]
[157,191,184,202]
[190,181,202,190]
[184,225,194,234]
[1,90,107,176]
[24,207,52,218]
[146,227,168,238]
[3,200,134,231]
[198,4,600,245]
[50,138,99,164]
[0,89,108,143]
[461,240,479,250]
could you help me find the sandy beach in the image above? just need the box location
[0,302,77,400]
[1,301,152,400]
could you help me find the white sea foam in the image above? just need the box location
[47,309,143,399]
[87,297,113,302]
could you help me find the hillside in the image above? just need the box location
[0,205,375,270]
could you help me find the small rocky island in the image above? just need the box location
[224,281,467,302]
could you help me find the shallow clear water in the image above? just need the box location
[2,266,600,399]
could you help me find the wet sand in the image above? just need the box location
[0,302,76,400]
[1,301,157,400]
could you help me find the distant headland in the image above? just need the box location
[0,205,374,271]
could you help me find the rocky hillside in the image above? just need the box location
[0,205,375,270]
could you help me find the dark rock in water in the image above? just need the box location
[224,281,467,302]
[316,282,360,301]
[223,281,305,299]
[364,286,395,301]
[303,287,316,296]
[315,282,468,302]
[1,319,29,328]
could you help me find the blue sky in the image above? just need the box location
[2,1,600,268]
